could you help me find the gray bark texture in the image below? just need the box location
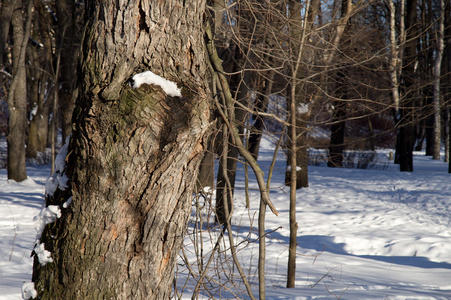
[32,0,211,299]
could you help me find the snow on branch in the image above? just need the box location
[131,71,182,97]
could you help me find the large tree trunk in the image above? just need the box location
[32,1,211,298]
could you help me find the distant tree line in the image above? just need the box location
[1,0,449,180]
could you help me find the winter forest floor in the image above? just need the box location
[1,137,451,299]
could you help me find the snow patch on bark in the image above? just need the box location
[132,70,182,97]
[22,282,37,299]
[287,165,302,171]
[33,205,61,239]
[33,243,53,266]
[45,135,70,197]
[63,197,72,208]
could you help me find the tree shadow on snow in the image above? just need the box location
[0,192,44,209]
[297,234,451,270]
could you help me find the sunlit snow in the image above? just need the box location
[1,137,451,299]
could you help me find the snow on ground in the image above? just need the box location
[1,137,451,299]
[178,138,451,299]
[0,166,48,300]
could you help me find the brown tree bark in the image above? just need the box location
[32,0,211,298]
[7,0,33,182]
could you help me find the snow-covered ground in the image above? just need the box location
[1,137,451,299]
[0,166,48,300]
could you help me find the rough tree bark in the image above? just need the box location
[32,0,211,299]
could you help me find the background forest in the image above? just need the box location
[0,0,450,299]
[1,0,450,180]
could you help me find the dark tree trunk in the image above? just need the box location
[328,107,346,167]
[32,1,211,299]
[327,0,350,169]
[285,125,309,189]
[7,0,32,182]
[0,0,15,63]
[284,0,321,190]
[397,0,418,172]
[215,44,249,225]
[26,1,53,158]
[248,80,270,160]
[446,3,451,171]
[196,139,215,193]
[328,80,347,168]
[425,111,434,155]
[56,0,82,142]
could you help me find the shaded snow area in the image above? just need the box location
[1,137,451,299]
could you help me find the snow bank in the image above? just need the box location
[132,71,182,97]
